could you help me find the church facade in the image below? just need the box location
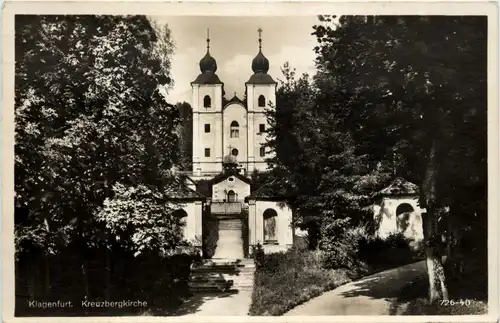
[176,30,296,259]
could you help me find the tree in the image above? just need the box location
[264,62,384,249]
[312,15,487,302]
[175,102,193,171]
[15,15,183,299]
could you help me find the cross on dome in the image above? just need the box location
[199,28,217,73]
[258,28,263,50]
[251,27,269,74]
[206,28,210,50]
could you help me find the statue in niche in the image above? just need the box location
[263,209,277,242]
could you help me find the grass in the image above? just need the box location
[389,273,487,315]
[249,248,353,316]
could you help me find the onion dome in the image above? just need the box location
[199,31,217,73]
[223,154,238,166]
[251,28,269,73]
[246,28,276,85]
[252,51,269,74]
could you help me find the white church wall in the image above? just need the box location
[176,201,203,246]
[246,84,276,171]
[212,176,251,202]
[223,103,248,163]
[194,84,223,112]
[192,84,223,174]
[374,196,425,243]
[249,200,294,254]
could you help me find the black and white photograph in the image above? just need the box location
[2,2,499,320]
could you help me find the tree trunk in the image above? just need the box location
[421,139,449,303]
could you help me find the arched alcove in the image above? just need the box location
[263,208,278,243]
[396,203,414,233]
[227,190,237,202]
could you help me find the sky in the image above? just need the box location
[150,16,320,104]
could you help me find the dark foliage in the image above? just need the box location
[249,247,351,316]
[15,245,199,316]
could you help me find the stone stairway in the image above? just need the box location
[188,259,255,293]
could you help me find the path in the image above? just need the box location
[284,261,426,316]
[173,290,252,316]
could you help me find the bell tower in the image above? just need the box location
[245,28,277,172]
[191,29,224,175]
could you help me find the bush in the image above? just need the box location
[358,233,417,271]
[319,218,368,272]
[319,215,419,273]
[251,243,265,269]
[202,216,218,258]
[15,245,198,316]
[249,247,351,316]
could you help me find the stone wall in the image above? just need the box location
[176,201,203,245]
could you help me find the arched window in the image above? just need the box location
[258,95,266,107]
[203,95,211,108]
[396,203,414,233]
[227,190,237,202]
[263,209,278,243]
[173,209,189,239]
[231,148,239,156]
[230,121,239,138]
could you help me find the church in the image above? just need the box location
[172,29,296,260]
[170,30,425,260]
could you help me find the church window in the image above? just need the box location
[204,148,211,157]
[204,124,211,133]
[227,190,237,202]
[203,95,211,108]
[232,148,239,156]
[259,147,266,157]
[230,121,239,138]
[263,209,278,243]
[259,124,265,133]
[258,95,266,107]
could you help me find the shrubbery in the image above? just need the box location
[15,246,200,316]
[319,216,422,274]
[249,245,351,316]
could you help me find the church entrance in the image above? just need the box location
[213,217,245,260]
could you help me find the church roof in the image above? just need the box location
[223,94,246,110]
[245,72,277,85]
[195,171,252,198]
[227,94,245,105]
[165,179,206,201]
[373,177,419,199]
[245,180,288,202]
[191,71,224,85]
[212,171,252,185]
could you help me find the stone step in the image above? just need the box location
[188,281,233,291]
[190,286,231,293]
[230,288,253,291]
[191,273,253,280]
